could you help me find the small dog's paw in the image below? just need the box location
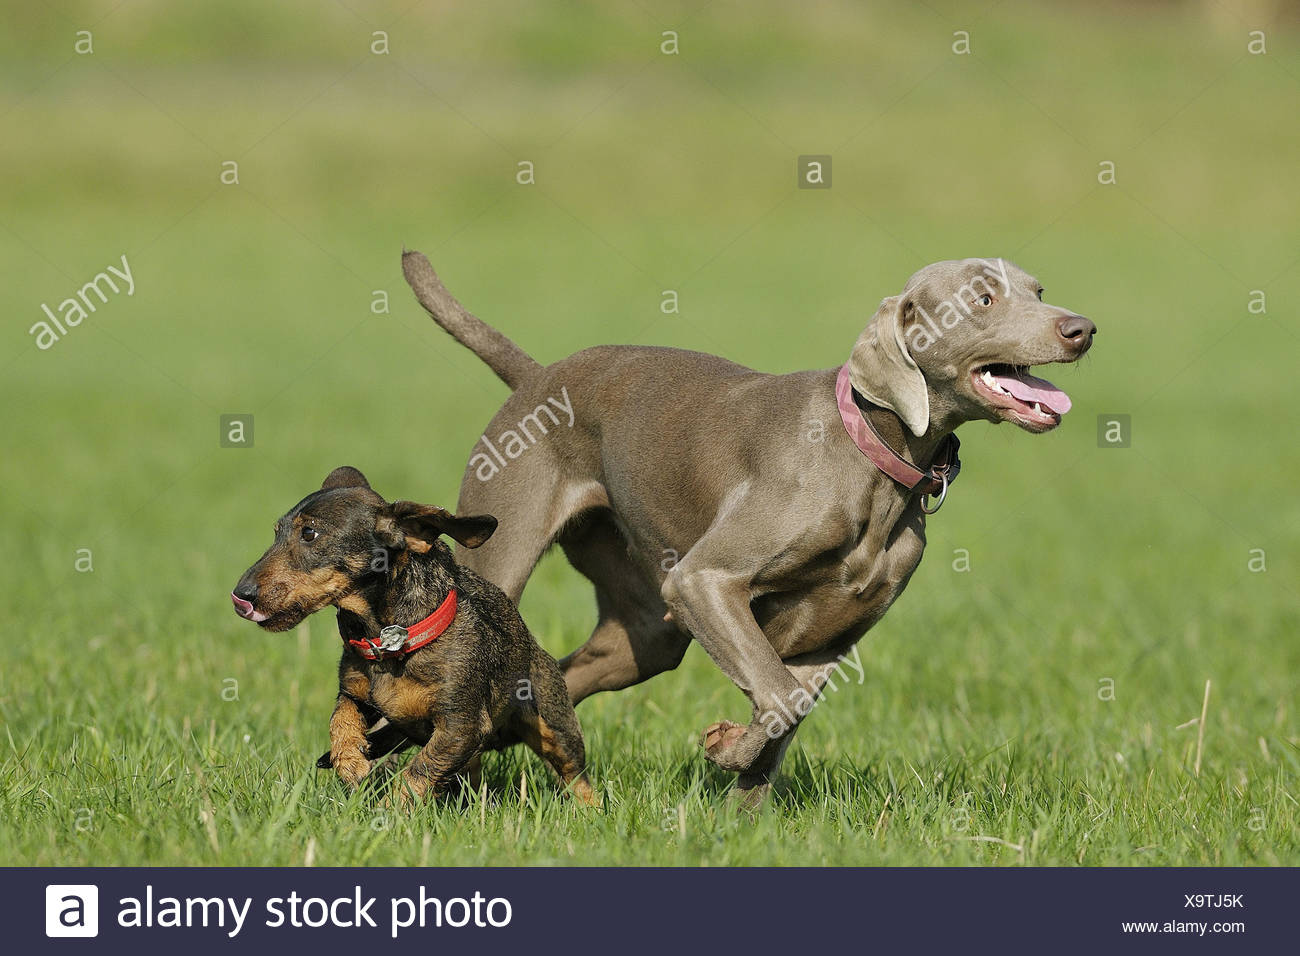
[568,777,602,808]
[387,773,427,810]
[701,720,748,768]
[331,750,371,789]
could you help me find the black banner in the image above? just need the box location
[13,867,1290,953]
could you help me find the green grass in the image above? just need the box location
[1,0,1297,866]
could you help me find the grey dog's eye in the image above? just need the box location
[978,293,993,307]
[1037,288,1044,300]
[301,527,319,542]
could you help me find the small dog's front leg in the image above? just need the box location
[316,718,413,770]
[392,719,482,805]
[328,694,372,789]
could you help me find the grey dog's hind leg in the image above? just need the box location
[556,511,690,703]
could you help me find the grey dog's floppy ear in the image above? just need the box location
[847,294,930,437]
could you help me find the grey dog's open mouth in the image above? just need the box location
[971,363,1071,429]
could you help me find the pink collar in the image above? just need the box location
[348,589,458,660]
[835,363,960,513]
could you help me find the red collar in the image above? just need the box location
[348,589,458,660]
[835,363,960,513]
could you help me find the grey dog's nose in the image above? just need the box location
[1057,314,1096,349]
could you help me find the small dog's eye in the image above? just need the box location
[1037,288,1044,300]
[978,293,993,307]
[301,527,319,542]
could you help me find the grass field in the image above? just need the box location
[1,0,1297,866]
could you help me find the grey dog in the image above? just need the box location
[399,250,1095,805]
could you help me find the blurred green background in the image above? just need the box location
[0,0,1296,865]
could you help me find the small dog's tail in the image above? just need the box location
[401,249,542,390]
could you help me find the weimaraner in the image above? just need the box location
[397,250,1095,805]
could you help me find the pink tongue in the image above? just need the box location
[993,371,1072,414]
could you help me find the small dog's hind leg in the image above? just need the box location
[514,667,599,806]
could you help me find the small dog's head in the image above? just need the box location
[849,258,1095,436]
[231,466,497,632]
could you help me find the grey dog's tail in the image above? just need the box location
[401,249,541,390]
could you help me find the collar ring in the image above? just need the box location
[919,470,949,514]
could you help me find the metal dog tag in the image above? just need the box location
[377,625,409,652]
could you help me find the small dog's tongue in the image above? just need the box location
[993,370,1072,414]
[231,592,267,623]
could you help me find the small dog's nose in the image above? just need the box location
[1057,314,1096,350]
[231,585,258,618]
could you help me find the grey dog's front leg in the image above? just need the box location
[661,561,803,774]
[732,729,799,809]
[726,647,857,804]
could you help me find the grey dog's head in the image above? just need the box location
[848,258,1095,436]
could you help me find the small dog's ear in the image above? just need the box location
[373,514,406,551]
[439,512,498,548]
[322,466,370,491]
[390,501,498,549]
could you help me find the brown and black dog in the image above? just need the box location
[231,465,596,806]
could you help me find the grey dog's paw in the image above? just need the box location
[701,720,748,767]
[728,779,772,814]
